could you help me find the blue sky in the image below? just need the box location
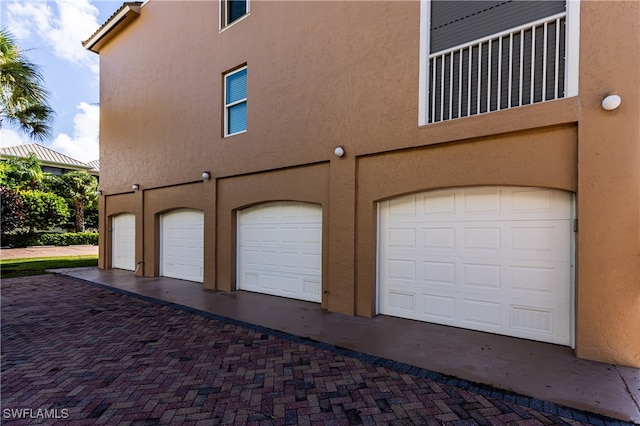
[1,0,123,162]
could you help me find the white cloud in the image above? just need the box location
[7,0,100,73]
[0,128,29,148]
[0,103,98,161]
[50,102,99,162]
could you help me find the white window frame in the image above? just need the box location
[219,0,250,30]
[418,0,580,126]
[224,66,248,137]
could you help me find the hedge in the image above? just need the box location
[1,232,98,248]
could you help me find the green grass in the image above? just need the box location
[0,255,98,279]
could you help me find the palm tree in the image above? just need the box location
[0,153,45,190]
[56,171,98,233]
[0,28,54,141]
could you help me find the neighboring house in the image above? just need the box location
[0,143,99,177]
[83,1,639,368]
[85,159,100,177]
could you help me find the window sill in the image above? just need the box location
[224,130,247,138]
[219,12,251,33]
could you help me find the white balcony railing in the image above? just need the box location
[427,13,567,123]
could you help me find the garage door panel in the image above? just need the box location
[300,253,322,272]
[161,209,203,283]
[390,222,570,260]
[303,279,321,297]
[387,259,417,281]
[463,263,502,288]
[511,188,570,218]
[423,228,455,250]
[302,226,322,243]
[239,268,321,303]
[388,228,417,248]
[278,276,299,295]
[389,197,418,216]
[395,187,571,222]
[462,299,502,327]
[512,226,553,251]
[243,272,259,289]
[281,227,300,243]
[261,274,282,291]
[464,190,502,215]
[262,250,280,266]
[463,227,502,251]
[386,291,416,313]
[510,262,569,296]
[423,192,456,215]
[511,305,561,338]
[281,251,300,269]
[241,227,261,243]
[423,294,456,320]
[238,202,322,303]
[510,222,572,260]
[379,187,573,346]
[423,260,456,284]
[243,249,261,266]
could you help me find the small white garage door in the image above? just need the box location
[237,201,322,303]
[378,187,573,345]
[161,209,204,282]
[112,213,135,271]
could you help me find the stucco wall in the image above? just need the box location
[94,1,639,366]
[572,1,640,366]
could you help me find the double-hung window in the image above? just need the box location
[221,0,249,28]
[224,67,247,136]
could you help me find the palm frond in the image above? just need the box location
[0,27,55,141]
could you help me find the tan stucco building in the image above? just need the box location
[85,0,639,368]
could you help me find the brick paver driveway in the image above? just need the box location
[1,275,603,425]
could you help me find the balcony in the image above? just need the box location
[426,13,568,124]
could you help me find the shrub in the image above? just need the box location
[1,186,25,233]
[1,232,98,248]
[20,190,70,232]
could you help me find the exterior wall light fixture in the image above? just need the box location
[334,146,345,157]
[602,94,622,111]
[132,184,140,191]
[202,172,211,180]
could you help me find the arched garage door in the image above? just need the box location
[378,187,573,345]
[112,213,135,271]
[237,201,322,303]
[161,209,204,282]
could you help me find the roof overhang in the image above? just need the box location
[83,2,143,54]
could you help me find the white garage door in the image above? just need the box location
[378,187,573,345]
[237,201,322,303]
[112,213,135,271]
[161,209,204,282]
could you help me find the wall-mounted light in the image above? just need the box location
[132,184,139,191]
[334,146,345,157]
[602,94,622,111]
[202,172,211,180]
[96,190,102,196]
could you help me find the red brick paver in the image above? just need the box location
[1,275,590,425]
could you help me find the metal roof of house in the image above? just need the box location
[0,144,97,173]
[86,159,100,173]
